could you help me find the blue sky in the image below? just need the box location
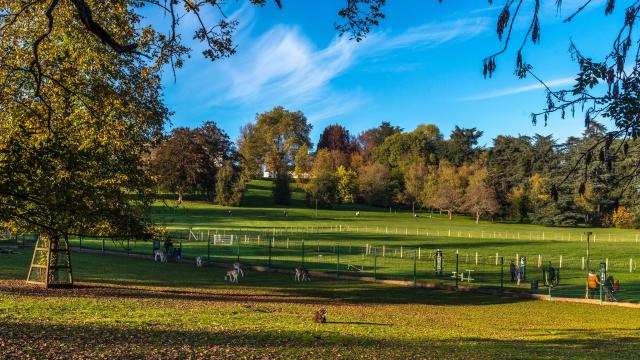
[157,0,620,148]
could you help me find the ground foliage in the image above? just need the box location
[2,251,640,359]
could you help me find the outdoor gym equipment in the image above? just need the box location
[435,250,443,275]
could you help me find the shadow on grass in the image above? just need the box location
[0,250,536,306]
[1,321,639,359]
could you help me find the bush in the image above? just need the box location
[612,206,635,229]
[215,160,245,206]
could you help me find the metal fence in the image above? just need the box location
[2,228,639,303]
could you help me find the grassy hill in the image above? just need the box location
[1,251,640,359]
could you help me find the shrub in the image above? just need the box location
[612,206,635,229]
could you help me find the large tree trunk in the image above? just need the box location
[476,212,480,224]
[447,210,452,220]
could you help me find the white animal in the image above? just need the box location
[355,211,360,217]
[225,269,239,283]
[294,268,310,282]
[196,256,203,267]
[233,262,245,277]
[154,249,167,263]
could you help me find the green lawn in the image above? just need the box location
[6,180,638,301]
[4,180,639,301]
[1,250,640,359]
[145,180,640,301]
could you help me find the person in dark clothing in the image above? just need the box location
[164,238,174,257]
[509,260,517,283]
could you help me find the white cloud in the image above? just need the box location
[224,26,356,103]
[381,17,489,50]
[461,77,575,101]
[216,17,489,107]
[167,14,490,125]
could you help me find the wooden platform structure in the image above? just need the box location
[26,234,73,288]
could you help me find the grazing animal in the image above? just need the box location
[225,269,239,283]
[294,267,310,282]
[154,249,167,263]
[196,256,203,267]
[314,308,327,323]
[355,211,360,217]
[233,262,245,277]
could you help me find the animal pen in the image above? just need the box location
[2,225,640,303]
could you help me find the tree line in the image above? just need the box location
[151,106,640,229]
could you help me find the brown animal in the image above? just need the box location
[314,308,327,324]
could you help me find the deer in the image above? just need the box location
[154,249,167,263]
[294,268,310,282]
[225,269,239,283]
[233,262,245,277]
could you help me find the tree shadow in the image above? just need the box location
[1,320,638,359]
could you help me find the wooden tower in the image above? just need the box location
[27,234,73,288]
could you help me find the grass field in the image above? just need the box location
[6,180,640,301]
[1,250,640,359]
[147,181,640,301]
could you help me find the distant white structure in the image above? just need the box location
[262,171,309,179]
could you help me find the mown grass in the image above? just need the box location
[1,250,640,359]
[133,180,640,301]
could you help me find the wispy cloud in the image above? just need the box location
[461,77,575,101]
[214,16,489,109]
[380,17,489,50]
[166,12,490,126]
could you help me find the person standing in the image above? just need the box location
[587,270,599,299]
[509,260,517,283]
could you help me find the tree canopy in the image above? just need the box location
[0,1,167,241]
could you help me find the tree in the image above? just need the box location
[0,2,167,287]
[253,106,311,204]
[254,107,312,174]
[294,143,312,181]
[305,149,339,207]
[357,121,403,161]
[444,126,483,166]
[476,1,640,194]
[358,163,397,207]
[3,1,385,95]
[461,167,500,224]
[152,128,202,203]
[317,124,355,154]
[402,160,428,213]
[422,161,466,220]
[238,123,269,179]
[215,160,245,206]
[373,124,442,169]
[336,165,358,204]
[612,206,635,229]
[150,122,234,202]
[194,121,235,200]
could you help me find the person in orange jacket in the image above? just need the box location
[587,270,599,299]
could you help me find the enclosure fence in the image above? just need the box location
[2,227,639,303]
